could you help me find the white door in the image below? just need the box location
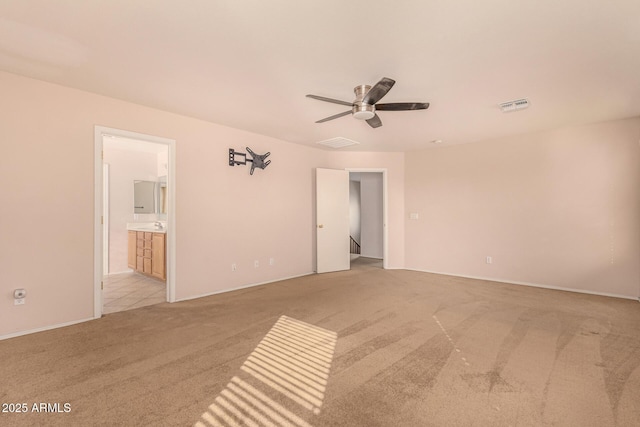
[316,168,350,273]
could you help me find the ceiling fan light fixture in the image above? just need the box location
[353,110,375,120]
[352,103,375,120]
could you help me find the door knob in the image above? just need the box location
[318,224,324,228]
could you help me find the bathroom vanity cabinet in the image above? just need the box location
[127,230,166,280]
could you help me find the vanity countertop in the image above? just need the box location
[126,222,166,233]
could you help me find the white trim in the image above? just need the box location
[94,129,103,317]
[405,268,638,301]
[94,126,177,320]
[102,164,109,275]
[175,273,314,303]
[346,168,388,269]
[166,140,177,302]
[0,318,95,341]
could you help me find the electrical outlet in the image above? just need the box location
[14,298,25,305]
[269,258,275,266]
[231,263,237,271]
[486,256,492,264]
[254,260,259,268]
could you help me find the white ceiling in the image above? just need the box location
[2,1,639,152]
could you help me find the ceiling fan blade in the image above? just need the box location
[306,94,353,107]
[376,102,430,111]
[366,114,383,128]
[362,77,395,105]
[316,110,352,123]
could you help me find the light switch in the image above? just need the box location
[409,213,419,220]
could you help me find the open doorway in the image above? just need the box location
[93,126,176,318]
[315,168,387,274]
[349,171,385,269]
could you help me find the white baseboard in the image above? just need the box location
[405,268,638,301]
[0,317,95,341]
[5,269,634,341]
[175,272,315,303]
[3,273,314,340]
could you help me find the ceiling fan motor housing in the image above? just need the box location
[352,84,375,120]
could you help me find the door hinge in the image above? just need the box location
[101,216,104,225]
[101,281,104,290]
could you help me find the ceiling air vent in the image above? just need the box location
[316,137,360,149]
[499,98,530,112]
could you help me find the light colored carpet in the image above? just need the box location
[1,258,639,426]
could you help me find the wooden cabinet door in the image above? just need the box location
[151,233,166,280]
[127,231,137,269]
[143,257,152,274]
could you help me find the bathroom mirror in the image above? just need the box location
[134,179,168,214]
[134,180,156,213]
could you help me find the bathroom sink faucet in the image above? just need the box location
[154,221,164,230]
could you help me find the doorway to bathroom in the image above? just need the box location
[93,126,176,318]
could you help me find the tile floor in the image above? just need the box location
[102,272,166,314]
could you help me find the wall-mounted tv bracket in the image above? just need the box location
[229,147,271,175]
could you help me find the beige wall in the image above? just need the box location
[0,71,335,337]
[0,71,408,338]
[405,117,640,298]
[2,68,637,339]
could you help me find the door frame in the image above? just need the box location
[346,168,388,269]
[102,163,109,276]
[93,126,177,318]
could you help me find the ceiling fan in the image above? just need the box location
[306,77,429,128]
